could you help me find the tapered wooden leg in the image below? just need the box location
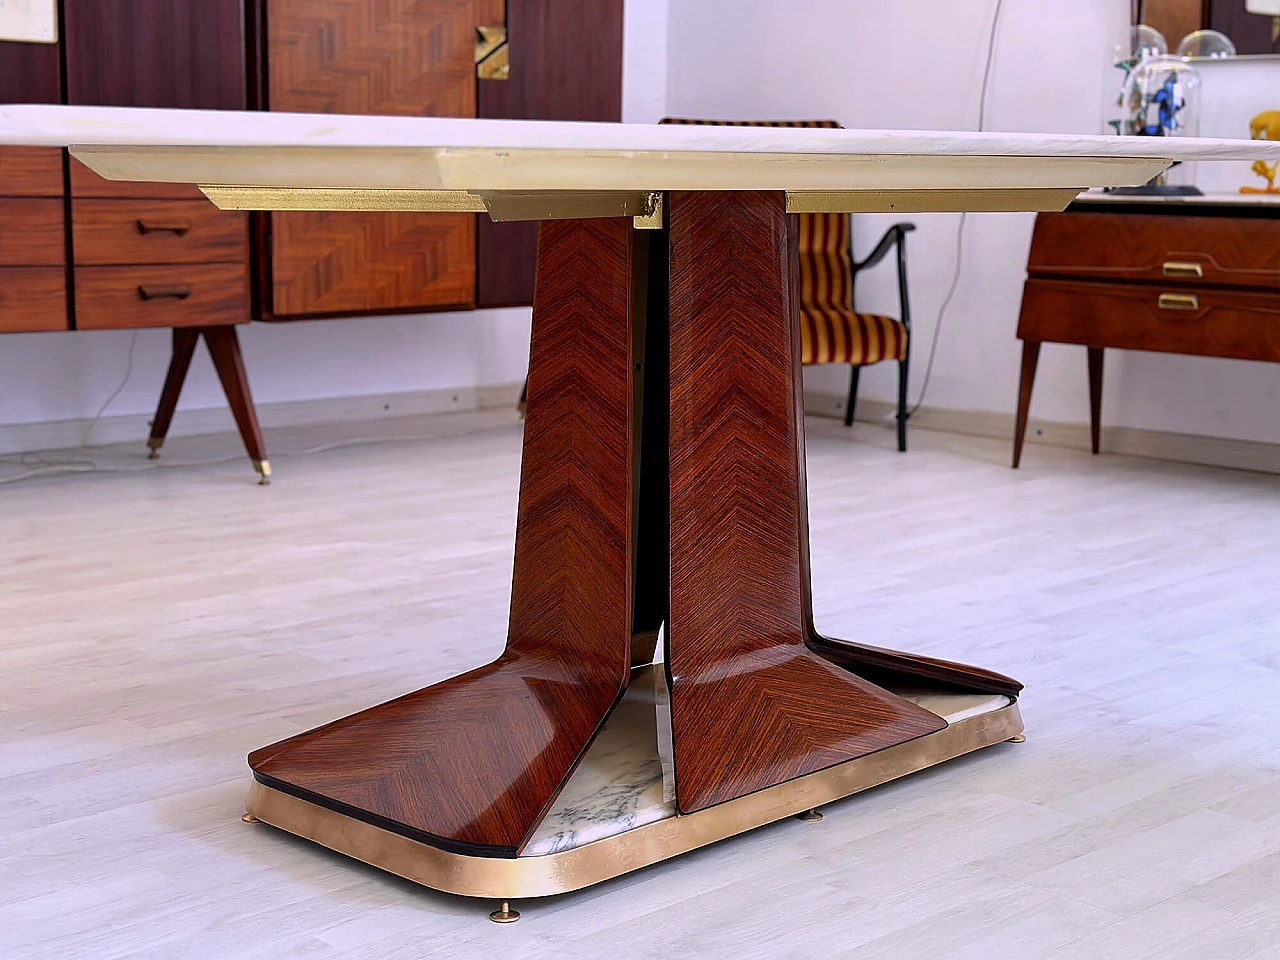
[1087,346,1104,456]
[146,328,199,459]
[665,191,948,815]
[1012,339,1041,469]
[201,326,271,484]
[248,218,639,857]
[844,365,860,427]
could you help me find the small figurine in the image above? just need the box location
[1241,111,1280,194]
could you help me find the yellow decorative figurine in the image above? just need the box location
[1242,110,1280,194]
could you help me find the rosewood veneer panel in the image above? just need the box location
[251,218,636,855]
[665,191,946,815]
[266,0,477,316]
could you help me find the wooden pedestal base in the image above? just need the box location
[245,195,1024,897]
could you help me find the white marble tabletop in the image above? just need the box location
[2,104,1278,160]
[4,105,1279,202]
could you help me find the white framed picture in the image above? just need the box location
[1245,0,1280,15]
[0,0,57,44]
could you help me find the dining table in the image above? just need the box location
[5,103,1277,921]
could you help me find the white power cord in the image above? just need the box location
[0,428,517,486]
[906,0,1006,418]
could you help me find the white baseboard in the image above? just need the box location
[0,381,526,456]
[805,389,1280,475]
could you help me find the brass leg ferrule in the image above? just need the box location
[1007,735,1026,743]
[254,459,272,485]
[796,808,823,822]
[147,438,163,459]
[242,813,260,823]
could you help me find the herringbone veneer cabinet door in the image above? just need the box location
[267,0,477,316]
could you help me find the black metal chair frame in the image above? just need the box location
[843,219,916,452]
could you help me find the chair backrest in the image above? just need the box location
[659,118,854,314]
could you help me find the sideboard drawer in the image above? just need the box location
[1018,278,1280,363]
[0,198,65,265]
[0,147,64,197]
[0,267,69,332]
[73,200,247,266]
[75,263,248,330]
[1028,212,1280,291]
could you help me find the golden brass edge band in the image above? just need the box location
[785,188,1084,214]
[199,186,489,213]
[245,701,1023,900]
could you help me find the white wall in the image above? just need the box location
[666,0,1280,446]
[0,0,671,446]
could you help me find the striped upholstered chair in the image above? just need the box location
[662,118,917,452]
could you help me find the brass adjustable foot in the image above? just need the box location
[796,808,823,822]
[253,459,272,486]
[1007,735,1026,743]
[241,813,260,823]
[489,901,520,923]
[146,438,163,460]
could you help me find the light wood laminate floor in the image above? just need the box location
[2,415,1278,959]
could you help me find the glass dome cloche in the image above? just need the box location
[1176,29,1237,59]
[1106,25,1170,135]
[1117,55,1204,195]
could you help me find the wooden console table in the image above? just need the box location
[1014,192,1280,468]
[5,105,1274,917]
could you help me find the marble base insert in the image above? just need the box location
[522,665,1012,857]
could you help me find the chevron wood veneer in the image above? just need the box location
[266,0,478,315]
[664,191,947,815]
[250,218,637,856]
[269,209,474,316]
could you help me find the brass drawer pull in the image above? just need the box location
[136,220,191,236]
[1158,292,1199,311]
[138,284,192,301]
[1162,260,1203,278]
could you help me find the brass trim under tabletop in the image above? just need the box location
[199,186,488,212]
[785,188,1084,214]
[198,185,656,222]
[244,701,1023,900]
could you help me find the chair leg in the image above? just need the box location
[896,357,909,453]
[1012,340,1041,469]
[1087,347,1104,456]
[844,365,860,427]
[202,326,271,484]
[147,328,200,459]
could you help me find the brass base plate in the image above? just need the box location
[244,700,1022,900]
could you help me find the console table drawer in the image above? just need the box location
[73,200,247,265]
[1018,278,1280,363]
[75,263,248,330]
[1028,212,1280,290]
[0,147,64,197]
[0,267,68,332]
[0,198,65,265]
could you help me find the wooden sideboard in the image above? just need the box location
[1013,194,1280,467]
[0,0,623,479]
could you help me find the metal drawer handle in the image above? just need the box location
[136,220,190,236]
[138,284,192,301]
[1162,261,1203,278]
[1158,292,1199,311]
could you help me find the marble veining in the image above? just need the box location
[523,666,674,857]
[522,667,1012,858]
